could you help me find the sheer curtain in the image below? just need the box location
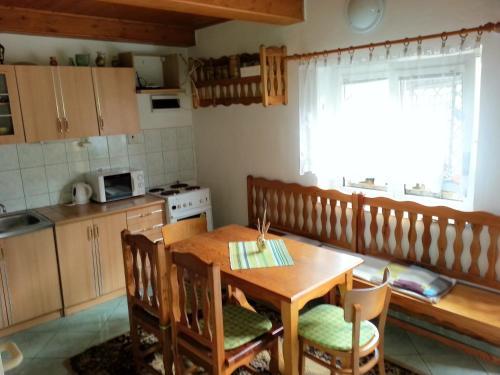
[299,36,483,202]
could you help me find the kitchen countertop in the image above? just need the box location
[35,195,165,225]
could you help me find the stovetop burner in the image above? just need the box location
[170,181,189,189]
[161,190,180,196]
[185,186,200,191]
[149,187,165,193]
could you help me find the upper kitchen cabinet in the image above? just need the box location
[56,67,99,139]
[92,68,140,136]
[16,66,100,142]
[0,65,25,145]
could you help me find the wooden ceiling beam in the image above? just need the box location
[97,0,304,25]
[0,5,196,46]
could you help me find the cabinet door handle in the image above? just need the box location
[64,117,69,133]
[98,116,104,131]
[87,226,93,241]
[0,247,4,261]
[93,224,99,239]
[56,118,63,134]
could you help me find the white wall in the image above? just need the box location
[189,0,500,227]
[0,33,196,211]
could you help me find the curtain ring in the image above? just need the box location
[459,30,468,50]
[403,38,410,56]
[476,29,483,45]
[441,33,448,52]
[384,41,391,60]
[323,51,328,66]
[337,48,342,65]
[348,47,355,64]
[417,37,423,56]
[368,44,375,61]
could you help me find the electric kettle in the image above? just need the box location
[72,182,93,205]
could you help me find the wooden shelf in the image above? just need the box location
[136,88,185,95]
[189,46,287,108]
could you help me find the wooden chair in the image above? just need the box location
[161,216,207,245]
[121,230,173,375]
[298,269,392,375]
[170,251,283,375]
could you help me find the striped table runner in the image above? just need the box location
[229,239,294,270]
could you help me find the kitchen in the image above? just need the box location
[1,1,500,375]
[0,12,207,372]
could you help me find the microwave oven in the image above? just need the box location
[86,168,145,203]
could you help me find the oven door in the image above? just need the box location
[103,173,133,201]
[169,206,213,231]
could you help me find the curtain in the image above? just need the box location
[299,35,483,201]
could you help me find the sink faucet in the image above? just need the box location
[0,204,6,214]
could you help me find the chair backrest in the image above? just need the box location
[161,216,207,246]
[121,230,170,326]
[344,268,391,322]
[170,251,225,373]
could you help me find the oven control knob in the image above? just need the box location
[172,205,176,210]
[183,203,187,207]
[189,202,192,206]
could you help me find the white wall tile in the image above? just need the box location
[69,160,90,181]
[108,135,128,157]
[46,163,71,192]
[176,127,192,149]
[17,143,44,168]
[127,143,145,156]
[0,144,19,171]
[178,148,194,170]
[110,156,130,169]
[161,128,177,151]
[146,152,164,176]
[163,151,178,173]
[42,142,67,165]
[149,174,167,187]
[165,172,179,184]
[0,170,24,200]
[144,129,162,152]
[89,158,111,172]
[1,125,195,208]
[49,190,72,205]
[179,169,195,180]
[66,140,89,162]
[21,167,49,196]
[26,194,50,209]
[129,154,147,171]
[88,137,109,160]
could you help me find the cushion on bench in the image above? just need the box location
[320,244,455,303]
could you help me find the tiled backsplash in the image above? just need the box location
[0,126,195,212]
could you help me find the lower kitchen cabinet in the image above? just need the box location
[55,212,127,309]
[92,214,127,295]
[0,228,62,326]
[55,219,99,307]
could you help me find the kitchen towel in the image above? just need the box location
[229,239,294,270]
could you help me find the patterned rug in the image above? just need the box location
[70,301,422,375]
[70,330,422,375]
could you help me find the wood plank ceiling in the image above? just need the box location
[0,0,304,46]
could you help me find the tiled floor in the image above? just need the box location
[1,297,499,374]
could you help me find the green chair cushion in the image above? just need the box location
[299,304,377,352]
[223,305,273,350]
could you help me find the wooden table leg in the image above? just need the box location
[281,300,300,375]
[338,270,353,306]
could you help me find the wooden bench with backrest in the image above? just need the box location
[246,175,500,364]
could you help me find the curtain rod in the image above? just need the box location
[286,22,500,62]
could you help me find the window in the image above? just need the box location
[299,50,481,208]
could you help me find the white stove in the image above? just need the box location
[148,181,213,231]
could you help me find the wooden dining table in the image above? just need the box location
[169,224,363,375]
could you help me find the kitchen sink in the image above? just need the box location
[0,211,53,239]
